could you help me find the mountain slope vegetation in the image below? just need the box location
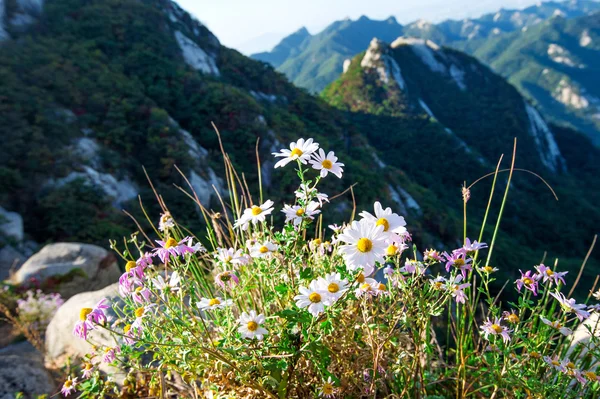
[0,0,598,297]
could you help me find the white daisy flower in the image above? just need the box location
[316,272,348,304]
[309,149,344,178]
[151,271,181,300]
[319,376,336,397]
[294,280,328,317]
[337,219,387,276]
[238,310,268,340]
[540,316,573,336]
[214,247,249,266]
[249,241,278,258]
[197,297,233,311]
[158,212,175,231]
[234,200,274,230]
[273,138,319,168]
[359,201,407,236]
[281,201,321,226]
[355,277,379,297]
[430,275,448,290]
[295,184,329,206]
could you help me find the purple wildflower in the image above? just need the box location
[153,237,196,264]
[444,250,472,278]
[535,264,568,286]
[480,317,512,343]
[516,270,540,296]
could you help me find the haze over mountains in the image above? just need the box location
[0,0,599,295]
[252,0,600,143]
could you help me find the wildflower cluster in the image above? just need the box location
[62,138,599,398]
[16,289,63,332]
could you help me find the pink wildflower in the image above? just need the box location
[443,250,472,278]
[550,292,590,321]
[516,270,540,296]
[61,376,77,396]
[535,264,568,286]
[153,237,195,264]
[102,346,120,363]
[480,317,512,343]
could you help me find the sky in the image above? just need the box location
[176,0,549,54]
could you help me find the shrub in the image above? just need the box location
[61,139,599,398]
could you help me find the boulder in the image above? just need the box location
[0,245,26,281]
[0,207,24,242]
[0,341,55,398]
[10,243,120,298]
[45,283,126,382]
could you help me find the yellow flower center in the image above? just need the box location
[360,283,373,291]
[491,324,503,334]
[434,282,443,289]
[165,238,178,248]
[321,159,333,169]
[585,371,598,381]
[529,351,540,359]
[84,362,93,370]
[386,244,398,256]
[135,286,143,293]
[507,314,520,324]
[220,272,232,282]
[64,379,73,388]
[378,283,386,291]
[376,218,390,232]
[224,255,232,263]
[259,245,269,254]
[357,273,365,283]
[551,360,560,366]
[313,238,322,246]
[483,266,494,273]
[523,277,533,285]
[357,238,373,253]
[295,208,305,217]
[546,269,554,276]
[328,283,340,293]
[290,148,303,157]
[125,261,136,272]
[566,362,575,369]
[247,321,258,332]
[251,206,263,216]
[309,292,322,303]
[124,324,131,334]
[208,298,221,307]
[135,307,145,318]
[322,383,334,395]
[454,258,465,267]
[79,308,93,321]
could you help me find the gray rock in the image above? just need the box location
[0,245,26,281]
[0,341,55,398]
[568,312,600,359]
[10,243,120,299]
[0,207,24,242]
[45,283,126,382]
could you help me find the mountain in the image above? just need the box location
[252,1,600,94]
[0,0,394,245]
[252,27,312,67]
[251,1,600,144]
[455,13,600,145]
[322,37,600,286]
[0,0,598,294]
[253,16,403,93]
[405,0,600,45]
